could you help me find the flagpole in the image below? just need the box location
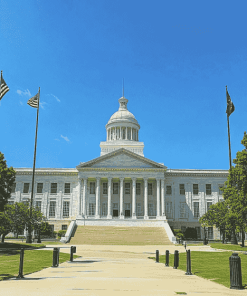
[26,87,40,244]
[226,85,232,169]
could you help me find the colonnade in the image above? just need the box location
[107,127,138,141]
[78,177,166,219]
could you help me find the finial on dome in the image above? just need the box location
[123,78,124,98]
[118,96,128,111]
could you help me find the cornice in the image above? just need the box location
[165,170,228,178]
[78,167,166,172]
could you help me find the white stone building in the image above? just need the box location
[10,96,228,241]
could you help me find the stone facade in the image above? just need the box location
[9,96,228,240]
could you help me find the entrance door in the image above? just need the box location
[125,203,130,217]
[113,203,118,217]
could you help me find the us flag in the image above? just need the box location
[0,71,10,101]
[27,93,39,108]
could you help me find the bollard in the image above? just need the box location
[53,248,59,267]
[17,248,24,278]
[229,253,243,289]
[173,250,179,269]
[165,250,169,267]
[70,246,76,262]
[156,250,159,263]
[185,249,192,275]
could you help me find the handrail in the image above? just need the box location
[60,220,76,243]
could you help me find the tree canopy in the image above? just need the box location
[0,152,16,211]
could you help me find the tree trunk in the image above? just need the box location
[1,234,5,243]
[231,227,238,245]
[222,229,225,244]
[241,229,245,247]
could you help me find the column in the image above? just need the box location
[132,178,136,219]
[144,178,148,219]
[95,177,100,218]
[156,178,160,218]
[78,178,82,216]
[120,127,122,139]
[107,177,112,219]
[82,178,87,216]
[120,177,124,219]
[161,178,166,219]
[131,128,133,140]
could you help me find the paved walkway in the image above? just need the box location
[1,245,246,295]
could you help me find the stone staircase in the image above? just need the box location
[69,226,173,245]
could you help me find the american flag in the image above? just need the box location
[0,71,10,101]
[27,93,39,108]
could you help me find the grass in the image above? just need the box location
[151,251,247,288]
[210,243,247,252]
[0,249,79,280]
[70,226,172,245]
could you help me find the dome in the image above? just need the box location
[106,97,140,128]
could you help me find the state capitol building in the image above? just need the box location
[10,95,228,242]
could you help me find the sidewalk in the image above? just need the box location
[1,245,246,296]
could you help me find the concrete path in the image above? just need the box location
[1,245,246,295]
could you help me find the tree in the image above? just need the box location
[0,152,16,211]
[0,212,13,243]
[222,132,247,245]
[199,201,229,243]
[6,203,29,238]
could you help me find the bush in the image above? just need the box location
[173,229,184,240]
[184,227,197,240]
[57,230,66,238]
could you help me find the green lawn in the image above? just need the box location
[0,247,78,280]
[151,251,247,288]
[210,243,247,252]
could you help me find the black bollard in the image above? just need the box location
[156,250,159,263]
[229,253,243,289]
[165,250,169,267]
[185,249,192,275]
[53,247,59,267]
[173,250,179,269]
[70,246,76,262]
[17,248,24,278]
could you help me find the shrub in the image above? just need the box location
[57,230,66,238]
[173,229,184,240]
[184,227,197,240]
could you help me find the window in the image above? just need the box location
[50,224,54,232]
[49,201,56,218]
[11,182,16,193]
[136,183,141,195]
[125,183,130,194]
[51,183,57,194]
[137,203,142,216]
[103,183,108,194]
[23,183,29,193]
[166,202,173,218]
[8,201,14,205]
[219,185,224,195]
[193,184,199,195]
[113,183,119,194]
[148,203,153,216]
[102,202,107,216]
[179,184,185,195]
[90,182,95,194]
[62,225,67,231]
[64,183,70,194]
[63,201,70,217]
[180,203,186,218]
[195,227,201,239]
[206,184,211,195]
[35,201,42,212]
[181,226,186,233]
[166,185,172,195]
[37,183,43,193]
[207,201,212,212]
[89,203,95,215]
[148,183,153,195]
[193,202,200,218]
[208,227,213,239]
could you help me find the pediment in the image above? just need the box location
[77,148,166,169]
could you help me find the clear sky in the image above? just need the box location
[1,0,247,170]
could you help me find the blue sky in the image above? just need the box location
[1,0,247,170]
